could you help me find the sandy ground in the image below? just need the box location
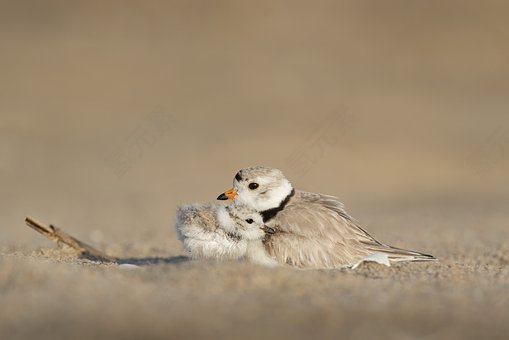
[1,1,509,339]
[2,199,508,340]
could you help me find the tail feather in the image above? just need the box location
[366,244,436,262]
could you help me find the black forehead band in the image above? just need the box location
[235,172,242,181]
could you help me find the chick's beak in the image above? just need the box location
[217,188,237,200]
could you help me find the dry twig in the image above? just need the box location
[25,217,117,263]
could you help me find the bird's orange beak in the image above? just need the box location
[217,188,237,200]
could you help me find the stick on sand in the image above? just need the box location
[25,217,117,263]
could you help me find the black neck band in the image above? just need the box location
[260,189,295,222]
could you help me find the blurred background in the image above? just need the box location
[1,0,508,249]
[2,2,509,340]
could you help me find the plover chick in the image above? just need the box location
[217,166,436,269]
[176,202,279,267]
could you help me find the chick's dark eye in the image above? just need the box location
[248,182,259,190]
[245,218,254,224]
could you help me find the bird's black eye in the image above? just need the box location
[235,172,242,181]
[248,182,259,190]
[245,218,254,224]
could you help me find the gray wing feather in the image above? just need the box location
[264,190,435,268]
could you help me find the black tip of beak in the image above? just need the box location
[217,193,228,200]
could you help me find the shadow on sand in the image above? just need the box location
[116,256,190,266]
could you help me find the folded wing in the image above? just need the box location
[264,191,435,268]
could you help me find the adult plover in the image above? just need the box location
[217,166,435,269]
